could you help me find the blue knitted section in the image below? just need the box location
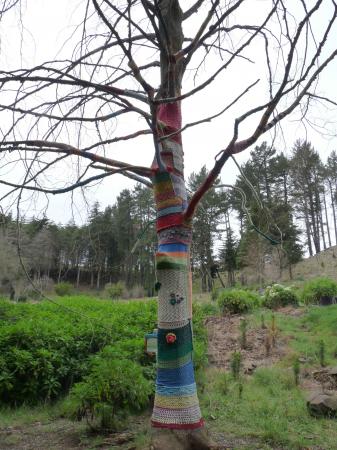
[158,243,188,253]
[156,383,197,397]
[157,205,183,218]
[157,361,195,387]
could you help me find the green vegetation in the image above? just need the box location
[0,295,210,431]
[54,281,73,296]
[202,366,337,450]
[103,281,125,299]
[301,277,337,304]
[263,283,298,309]
[1,295,337,447]
[0,296,157,407]
[217,289,261,314]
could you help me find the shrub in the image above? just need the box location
[104,281,125,299]
[217,289,261,314]
[66,358,152,430]
[301,277,337,304]
[263,284,298,309]
[55,282,73,296]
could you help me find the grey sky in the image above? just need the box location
[1,0,337,225]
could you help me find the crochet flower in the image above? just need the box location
[166,333,177,344]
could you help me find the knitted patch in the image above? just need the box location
[157,361,195,387]
[157,213,184,231]
[157,269,189,323]
[157,352,192,369]
[152,404,202,424]
[156,383,197,397]
[157,323,193,362]
[156,252,188,270]
[158,319,189,330]
[158,226,192,245]
[155,393,199,409]
[151,419,204,430]
[162,140,184,174]
[158,243,188,253]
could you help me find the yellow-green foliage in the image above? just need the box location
[217,289,261,314]
[301,277,337,304]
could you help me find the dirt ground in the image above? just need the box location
[206,314,287,373]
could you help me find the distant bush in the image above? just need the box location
[55,282,73,296]
[301,277,337,304]
[104,281,125,299]
[217,289,261,314]
[263,284,298,309]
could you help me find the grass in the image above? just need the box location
[250,305,337,367]
[201,366,337,449]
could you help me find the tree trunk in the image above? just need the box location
[96,268,101,290]
[319,204,327,250]
[323,186,331,248]
[328,180,337,245]
[151,102,203,432]
[304,206,313,256]
[76,265,81,288]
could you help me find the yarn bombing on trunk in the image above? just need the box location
[151,102,203,430]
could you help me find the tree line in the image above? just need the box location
[1,140,336,296]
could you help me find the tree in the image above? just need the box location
[188,166,227,292]
[326,150,337,245]
[1,1,337,447]
[219,228,238,286]
[290,141,324,255]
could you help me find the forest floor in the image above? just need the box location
[1,304,337,450]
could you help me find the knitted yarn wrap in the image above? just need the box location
[151,103,203,430]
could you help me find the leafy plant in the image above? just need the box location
[301,277,337,305]
[263,284,298,309]
[66,358,152,430]
[240,318,248,349]
[55,282,73,296]
[230,351,242,380]
[319,340,326,367]
[217,289,261,314]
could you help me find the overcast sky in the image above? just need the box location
[1,0,337,225]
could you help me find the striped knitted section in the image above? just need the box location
[152,102,203,431]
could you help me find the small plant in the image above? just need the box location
[319,340,326,367]
[240,318,248,349]
[217,289,261,314]
[271,314,277,347]
[238,382,243,399]
[217,371,230,395]
[104,281,125,300]
[301,277,337,305]
[66,358,152,430]
[263,284,298,309]
[55,282,73,296]
[230,351,242,380]
[261,313,266,329]
[293,358,300,386]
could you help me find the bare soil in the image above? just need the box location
[206,314,287,372]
